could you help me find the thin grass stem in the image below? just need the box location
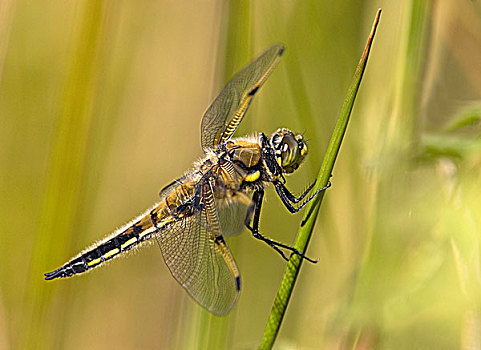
[259,9,382,349]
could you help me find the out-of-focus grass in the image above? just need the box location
[1,1,481,349]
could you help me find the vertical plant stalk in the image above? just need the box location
[21,3,107,349]
[259,9,382,349]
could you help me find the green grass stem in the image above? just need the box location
[259,9,382,349]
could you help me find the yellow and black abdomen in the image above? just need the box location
[44,212,158,280]
[45,180,197,280]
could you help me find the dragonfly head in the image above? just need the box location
[270,128,308,174]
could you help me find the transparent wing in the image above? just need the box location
[154,185,240,316]
[217,197,251,237]
[200,44,284,151]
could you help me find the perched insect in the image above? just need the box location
[45,44,329,315]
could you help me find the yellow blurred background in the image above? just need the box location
[1,1,481,349]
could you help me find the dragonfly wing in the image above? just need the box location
[200,44,284,151]
[155,184,240,315]
[217,197,251,237]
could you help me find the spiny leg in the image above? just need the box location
[274,180,331,213]
[276,179,317,203]
[244,189,317,263]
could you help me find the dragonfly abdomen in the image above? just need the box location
[45,212,158,280]
[45,182,197,281]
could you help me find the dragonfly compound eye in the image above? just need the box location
[271,129,308,173]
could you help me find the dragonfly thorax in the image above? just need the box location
[270,128,308,174]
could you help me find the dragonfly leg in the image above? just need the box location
[274,179,316,203]
[274,180,331,213]
[245,189,317,263]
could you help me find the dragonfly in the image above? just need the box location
[45,44,330,316]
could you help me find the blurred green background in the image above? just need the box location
[2,1,481,349]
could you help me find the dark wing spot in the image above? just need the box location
[214,235,226,245]
[248,86,259,96]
